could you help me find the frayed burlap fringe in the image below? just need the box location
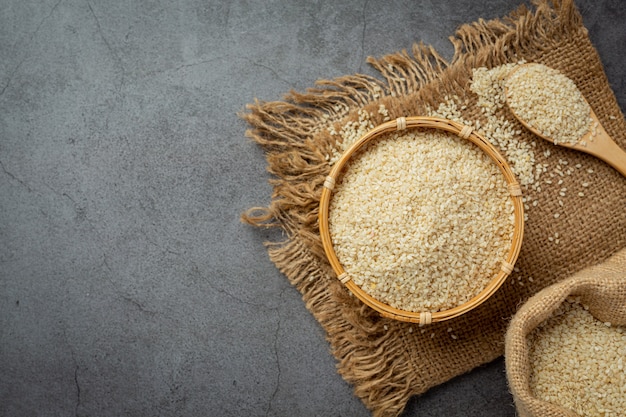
[242,0,626,415]
[505,249,626,417]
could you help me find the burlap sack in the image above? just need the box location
[505,248,626,417]
[242,1,626,415]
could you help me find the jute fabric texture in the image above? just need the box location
[242,1,626,415]
[505,248,626,417]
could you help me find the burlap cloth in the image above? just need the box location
[505,248,626,417]
[241,0,626,415]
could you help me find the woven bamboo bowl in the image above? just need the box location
[319,116,524,325]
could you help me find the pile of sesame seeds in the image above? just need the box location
[505,63,592,145]
[328,129,515,313]
[528,300,626,416]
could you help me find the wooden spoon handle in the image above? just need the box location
[598,140,626,177]
[573,118,626,178]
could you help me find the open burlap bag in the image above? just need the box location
[242,0,626,415]
[505,248,626,417]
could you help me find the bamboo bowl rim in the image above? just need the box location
[318,116,524,325]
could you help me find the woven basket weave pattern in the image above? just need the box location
[318,116,524,324]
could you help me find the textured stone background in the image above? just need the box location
[1,1,624,416]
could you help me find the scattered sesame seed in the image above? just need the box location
[463,63,538,187]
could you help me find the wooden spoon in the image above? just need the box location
[505,64,626,178]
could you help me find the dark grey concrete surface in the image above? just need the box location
[0,1,623,416]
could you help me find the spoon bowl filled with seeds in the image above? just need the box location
[505,62,626,177]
